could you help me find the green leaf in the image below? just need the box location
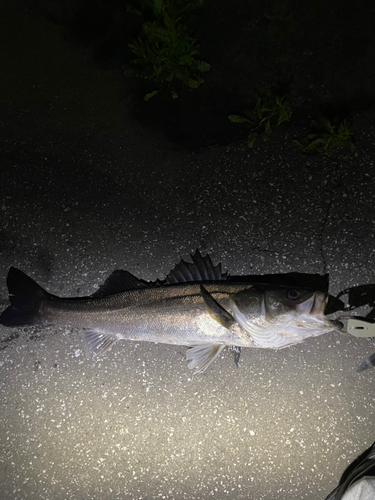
[277,106,291,125]
[187,78,199,88]
[144,90,160,101]
[264,120,272,138]
[180,54,194,66]
[228,115,251,124]
[196,60,210,72]
[308,138,325,149]
[345,139,355,152]
[247,132,257,148]
[292,139,304,149]
[153,0,163,16]
[126,4,143,16]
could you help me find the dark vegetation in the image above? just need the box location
[24,0,375,148]
[123,0,210,100]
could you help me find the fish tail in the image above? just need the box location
[0,267,52,327]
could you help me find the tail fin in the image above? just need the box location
[0,267,51,327]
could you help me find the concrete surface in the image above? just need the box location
[0,1,375,499]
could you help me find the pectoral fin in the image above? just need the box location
[186,343,225,374]
[200,284,235,329]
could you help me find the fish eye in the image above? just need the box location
[286,289,300,300]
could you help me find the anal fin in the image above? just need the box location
[84,330,118,357]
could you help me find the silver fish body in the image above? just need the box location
[0,252,339,373]
[41,282,254,346]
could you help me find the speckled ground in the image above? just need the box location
[1,1,375,499]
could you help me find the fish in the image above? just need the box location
[0,251,341,374]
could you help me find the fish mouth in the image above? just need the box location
[296,290,338,327]
[310,291,328,315]
[308,291,340,329]
[296,291,328,316]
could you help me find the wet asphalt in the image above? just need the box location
[1,1,375,499]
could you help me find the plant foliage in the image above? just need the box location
[293,117,355,155]
[125,0,210,99]
[229,89,292,148]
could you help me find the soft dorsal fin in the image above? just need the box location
[91,270,149,297]
[162,250,228,284]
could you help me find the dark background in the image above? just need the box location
[4,0,375,146]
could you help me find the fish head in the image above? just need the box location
[263,287,328,320]
[230,286,338,348]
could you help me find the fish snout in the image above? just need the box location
[310,291,328,315]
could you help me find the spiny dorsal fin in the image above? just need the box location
[92,251,228,295]
[91,270,149,297]
[162,250,228,284]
